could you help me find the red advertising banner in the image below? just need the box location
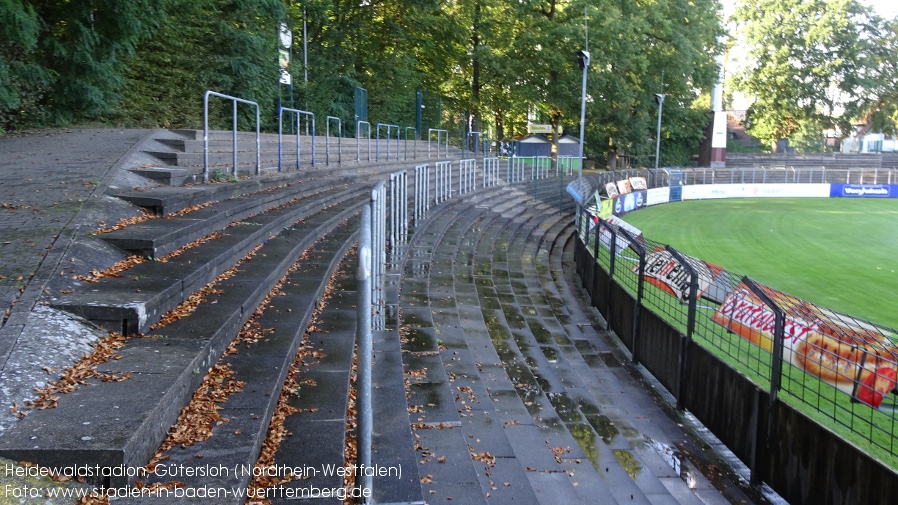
[634,247,723,303]
[712,282,898,407]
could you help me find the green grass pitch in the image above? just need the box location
[621,197,898,330]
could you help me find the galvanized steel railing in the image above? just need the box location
[508,156,527,183]
[459,159,477,195]
[277,107,315,171]
[376,123,400,161]
[414,163,430,223]
[357,120,372,162]
[435,160,452,203]
[428,128,449,158]
[389,170,408,249]
[466,131,488,157]
[325,116,342,166]
[483,157,500,188]
[558,155,576,176]
[203,90,261,182]
[370,181,386,329]
[355,150,565,502]
[404,127,417,160]
[355,204,373,501]
[533,155,551,179]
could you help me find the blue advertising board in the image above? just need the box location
[829,184,898,198]
[612,190,647,216]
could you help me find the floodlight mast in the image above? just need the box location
[577,50,590,183]
[654,92,665,169]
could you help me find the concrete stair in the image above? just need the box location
[134,129,468,186]
[0,126,750,504]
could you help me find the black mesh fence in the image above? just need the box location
[575,204,898,470]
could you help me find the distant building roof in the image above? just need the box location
[517,134,550,143]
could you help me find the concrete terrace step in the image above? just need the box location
[142,130,466,172]
[48,188,365,335]
[395,188,558,505]
[113,153,482,216]
[391,180,738,505]
[101,181,356,258]
[124,221,358,505]
[112,166,367,216]
[0,201,363,489]
[490,200,687,505]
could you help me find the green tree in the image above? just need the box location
[0,0,163,129]
[581,0,722,166]
[116,0,285,130]
[731,0,875,152]
[854,16,898,135]
[0,0,47,130]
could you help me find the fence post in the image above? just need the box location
[743,276,785,459]
[356,204,373,502]
[620,229,645,364]
[665,246,697,410]
[593,217,601,261]
[606,225,617,319]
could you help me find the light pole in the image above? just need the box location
[654,92,665,169]
[576,50,590,182]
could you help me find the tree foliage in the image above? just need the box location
[731,0,879,151]
[1,0,726,166]
[0,0,162,128]
[854,17,898,136]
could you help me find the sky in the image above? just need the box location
[858,0,897,18]
[723,0,898,18]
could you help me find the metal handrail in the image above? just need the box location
[466,131,488,157]
[376,123,400,161]
[428,128,448,158]
[404,126,417,160]
[326,116,342,166]
[357,121,372,163]
[278,107,315,171]
[203,90,261,182]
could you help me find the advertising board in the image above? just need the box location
[682,184,830,200]
[634,247,721,303]
[829,184,898,198]
[711,282,898,407]
[612,190,646,216]
[645,187,670,207]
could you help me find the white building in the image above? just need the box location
[842,128,898,153]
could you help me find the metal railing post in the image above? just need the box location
[371,182,386,329]
[356,204,373,502]
[459,159,476,194]
[428,129,448,158]
[742,277,785,486]
[743,278,786,404]
[389,170,408,248]
[606,225,617,319]
[435,161,452,203]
